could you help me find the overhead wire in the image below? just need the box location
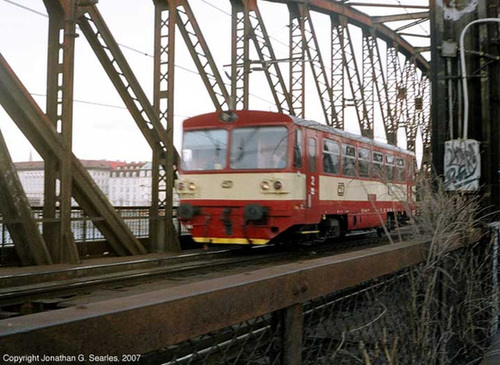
[2,0,243,112]
[198,0,288,48]
[29,93,191,119]
[395,0,430,36]
[3,0,200,75]
[6,0,431,111]
[199,0,231,17]
[3,0,47,17]
[3,0,276,106]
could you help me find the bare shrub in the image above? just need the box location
[345,176,494,364]
[383,176,492,364]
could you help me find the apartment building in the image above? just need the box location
[15,160,153,206]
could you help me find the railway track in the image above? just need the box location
[0,227,413,318]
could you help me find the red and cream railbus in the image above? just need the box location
[176,110,415,245]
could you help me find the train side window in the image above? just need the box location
[358,147,370,177]
[385,154,395,181]
[371,152,383,179]
[308,137,317,172]
[342,144,356,177]
[294,129,303,168]
[323,139,340,174]
[396,157,405,182]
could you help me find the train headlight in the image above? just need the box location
[177,182,185,191]
[260,181,270,191]
[273,180,283,190]
[188,182,197,191]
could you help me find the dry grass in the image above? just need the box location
[359,176,495,364]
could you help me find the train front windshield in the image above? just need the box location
[230,127,288,169]
[182,129,228,171]
[181,126,288,171]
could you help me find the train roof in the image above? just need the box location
[291,116,415,157]
[184,110,415,157]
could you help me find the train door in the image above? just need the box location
[294,128,307,214]
[305,131,320,223]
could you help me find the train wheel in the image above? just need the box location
[320,217,342,239]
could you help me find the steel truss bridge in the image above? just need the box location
[0,0,430,265]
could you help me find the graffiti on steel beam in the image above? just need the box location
[437,0,478,21]
[444,139,480,191]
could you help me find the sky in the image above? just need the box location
[0,0,429,163]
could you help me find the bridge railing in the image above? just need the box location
[0,237,495,364]
[0,206,188,261]
[151,238,494,364]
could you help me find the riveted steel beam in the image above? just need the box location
[331,15,345,129]
[397,59,410,146]
[395,18,429,33]
[78,4,182,252]
[346,3,429,10]
[43,0,79,264]
[301,5,334,126]
[77,6,172,154]
[231,0,293,114]
[43,0,63,264]
[267,0,429,72]
[478,0,500,219]
[366,31,393,142]
[152,0,180,253]
[267,0,429,146]
[335,19,371,138]
[282,303,303,365]
[372,11,429,24]
[174,0,230,111]
[362,31,375,137]
[0,127,52,266]
[231,0,251,109]
[419,74,431,171]
[288,3,306,117]
[248,1,293,114]
[0,53,146,256]
[398,32,430,39]
[386,45,402,145]
[403,59,418,151]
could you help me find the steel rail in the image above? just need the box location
[0,231,394,307]
[0,230,408,310]
[0,250,288,308]
[0,248,239,288]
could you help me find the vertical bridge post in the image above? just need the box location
[282,303,303,365]
[43,0,80,263]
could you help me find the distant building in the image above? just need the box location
[14,160,153,207]
[109,161,151,206]
[14,161,45,206]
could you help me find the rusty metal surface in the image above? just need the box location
[152,0,181,253]
[0,239,431,356]
[0,129,51,266]
[158,239,491,364]
[282,303,303,365]
[44,0,79,264]
[231,0,293,114]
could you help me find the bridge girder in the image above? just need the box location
[0,0,430,265]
